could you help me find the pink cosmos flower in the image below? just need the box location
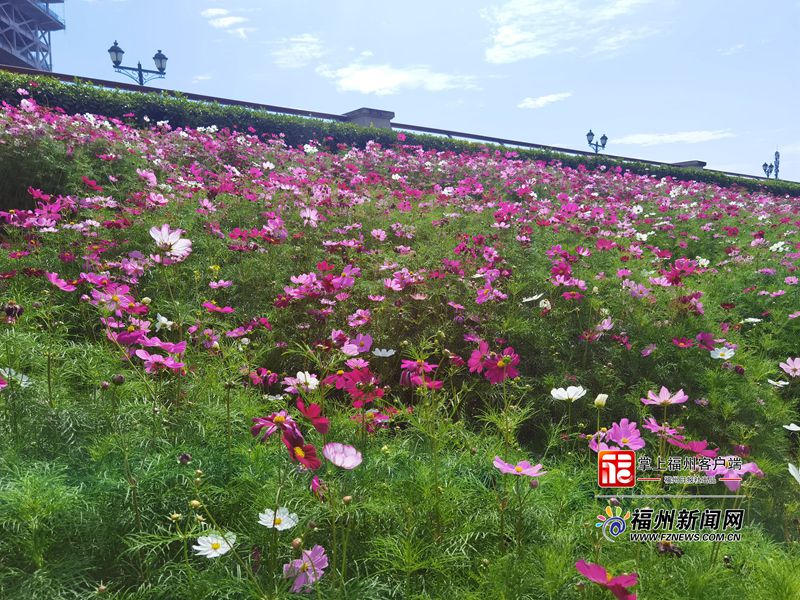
[283,545,328,593]
[640,343,657,357]
[493,456,546,478]
[149,224,192,260]
[251,410,300,442]
[483,347,520,384]
[666,436,718,458]
[779,357,800,378]
[641,386,689,406]
[607,419,646,450]
[672,337,694,349]
[705,457,764,491]
[575,560,638,600]
[45,272,77,292]
[134,349,184,374]
[209,280,233,289]
[202,301,235,314]
[468,340,490,373]
[322,443,363,469]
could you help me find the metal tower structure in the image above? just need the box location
[0,1,64,71]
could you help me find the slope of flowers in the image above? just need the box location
[0,93,799,599]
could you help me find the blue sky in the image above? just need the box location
[50,0,800,181]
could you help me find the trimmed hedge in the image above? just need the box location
[1,69,799,197]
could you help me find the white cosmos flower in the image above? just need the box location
[296,371,319,391]
[521,293,544,303]
[771,380,790,388]
[783,423,800,432]
[790,463,800,486]
[550,386,587,402]
[539,299,552,310]
[740,318,762,324]
[154,314,174,332]
[192,533,235,558]
[149,224,192,258]
[258,507,298,531]
[372,348,396,357]
[710,347,735,360]
[0,368,31,388]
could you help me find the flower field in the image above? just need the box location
[1,90,800,599]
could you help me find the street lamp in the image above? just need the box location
[107,41,168,86]
[586,129,608,154]
[762,150,780,179]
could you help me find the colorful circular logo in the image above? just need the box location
[596,505,630,542]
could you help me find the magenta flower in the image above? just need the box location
[672,337,695,349]
[483,347,520,384]
[250,410,299,442]
[607,419,646,450]
[283,545,328,593]
[322,443,363,469]
[640,343,657,357]
[45,272,77,292]
[202,301,234,314]
[468,340,490,373]
[705,457,764,491]
[641,386,689,406]
[134,349,184,374]
[779,357,800,378]
[493,456,546,478]
[575,560,638,600]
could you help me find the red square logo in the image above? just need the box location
[598,450,636,487]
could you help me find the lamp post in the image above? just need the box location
[586,129,608,154]
[762,150,780,180]
[107,41,168,86]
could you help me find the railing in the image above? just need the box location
[19,0,65,28]
[0,64,792,184]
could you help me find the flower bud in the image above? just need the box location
[529,479,539,489]
[189,499,202,509]
[100,381,110,390]
[169,512,182,522]
[342,495,353,505]
[141,297,152,305]
[111,374,125,385]
[594,393,608,408]
[291,537,303,550]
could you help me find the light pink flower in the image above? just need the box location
[641,386,689,406]
[780,357,800,378]
[322,443,363,469]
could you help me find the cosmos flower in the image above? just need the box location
[710,347,735,360]
[551,386,587,402]
[283,545,328,593]
[493,456,546,478]
[575,560,638,600]
[258,507,298,531]
[149,224,192,260]
[193,533,235,558]
[779,357,800,378]
[641,387,688,406]
[322,442,363,469]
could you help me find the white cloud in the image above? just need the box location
[200,8,228,18]
[207,16,247,28]
[517,92,572,109]
[718,43,745,56]
[481,0,657,63]
[615,130,736,146]
[272,34,326,69]
[200,7,254,38]
[317,63,478,96]
[192,74,212,83]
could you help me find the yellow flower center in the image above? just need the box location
[294,447,305,459]
[514,465,523,473]
[127,325,135,332]
[300,561,310,572]
[211,542,221,550]
[111,295,120,302]
[337,370,344,376]
[621,437,630,444]
[273,415,285,424]
[607,573,613,582]
[497,357,509,367]
[274,517,282,525]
